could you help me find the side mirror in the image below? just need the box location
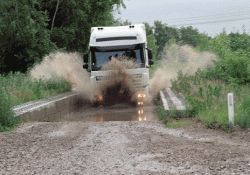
[147,49,153,60]
[83,64,88,69]
[83,53,88,63]
[149,60,154,65]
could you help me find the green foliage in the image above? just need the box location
[237,93,250,128]
[147,34,158,61]
[195,33,211,51]
[154,21,179,58]
[113,19,131,26]
[179,26,200,48]
[0,71,71,131]
[0,0,125,74]
[152,22,211,58]
[156,104,192,128]
[41,0,125,53]
[147,34,159,75]
[202,32,250,85]
[154,22,250,130]
[144,22,153,36]
[229,32,250,53]
[0,0,56,73]
[0,85,17,132]
[165,120,190,128]
[209,32,231,59]
[1,72,71,105]
[172,70,250,130]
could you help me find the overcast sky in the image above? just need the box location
[114,0,250,37]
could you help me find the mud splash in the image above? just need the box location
[30,51,92,99]
[149,44,218,98]
[29,45,216,105]
[92,56,140,106]
[30,53,141,105]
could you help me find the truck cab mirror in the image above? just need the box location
[147,49,153,60]
[83,64,88,69]
[149,60,154,65]
[83,53,88,63]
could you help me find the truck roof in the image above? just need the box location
[89,24,146,47]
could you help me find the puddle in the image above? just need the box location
[63,106,158,122]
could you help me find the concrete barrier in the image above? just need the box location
[159,88,191,112]
[13,92,89,122]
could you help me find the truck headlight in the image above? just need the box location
[138,94,146,98]
[138,102,143,106]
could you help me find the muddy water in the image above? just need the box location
[63,105,158,122]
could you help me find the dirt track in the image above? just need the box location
[1,115,250,174]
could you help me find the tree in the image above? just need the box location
[143,22,153,36]
[113,19,132,26]
[153,21,179,58]
[0,0,125,73]
[147,34,158,61]
[229,32,250,53]
[209,32,231,59]
[0,0,55,73]
[196,33,211,51]
[179,26,200,47]
[39,0,125,52]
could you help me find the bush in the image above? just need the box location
[203,55,250,84]
[237,94,250,128]
[204,32,250,85]
[0,72,72,131]
[0,86,17,131]
[172,70,250,130]
[1,72,72,105]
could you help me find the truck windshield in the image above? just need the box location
[90,44,145,70]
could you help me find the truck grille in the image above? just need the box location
[95,74,143,90]
[131,74,143,90]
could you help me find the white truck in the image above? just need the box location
[83,24,154,106]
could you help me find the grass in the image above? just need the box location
[0,71,72,131]
[156,104,192,128]
[156,68,249,131]
[2,72,72,104]
[165,120,191,128]
[155,39,250,131]
[0,86,17,132]
[54,119,62,122]
[171,70,250,131]
[1,72,72,105]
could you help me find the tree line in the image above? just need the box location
[1,0,250,82]
[144,21,212,59]
[145,21,250,59]
[0,0,125,73]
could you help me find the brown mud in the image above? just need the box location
[1,118,249,174]
[30,53,143,106]
[94,56,141,106]
[29,45,217,106]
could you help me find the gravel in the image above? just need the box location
[1,118,250,174]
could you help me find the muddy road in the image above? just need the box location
[1,105,250,174]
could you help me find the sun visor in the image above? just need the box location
[90,44,145,52]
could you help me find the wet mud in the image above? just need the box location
[64,105,158,122]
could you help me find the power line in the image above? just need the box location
[165,12,250,24]
[171,17,250,26]
[132,16,250,27]
[160,10,250,23]
[128,10,250,25]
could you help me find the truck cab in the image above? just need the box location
[83,24,154,105]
